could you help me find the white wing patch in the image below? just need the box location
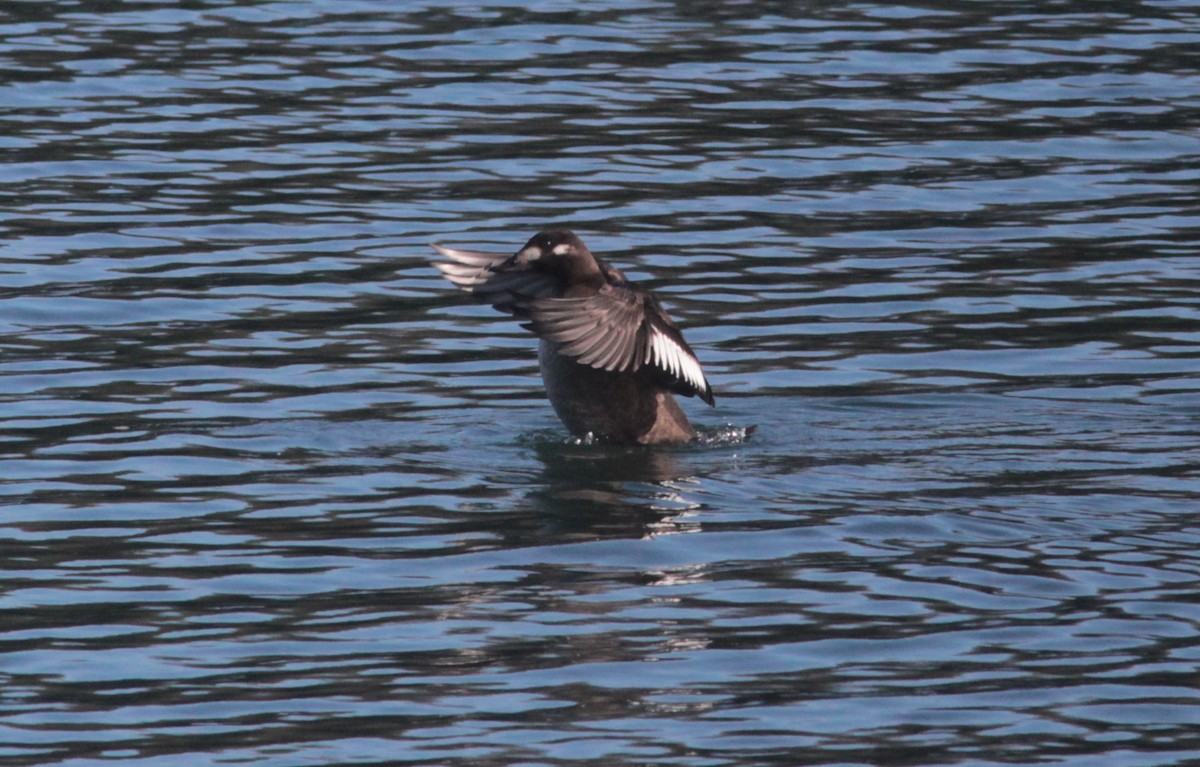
[647,327,708,394]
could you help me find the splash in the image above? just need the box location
[693,423,757,447]
[558,425,756,448]
[567,431,600,446]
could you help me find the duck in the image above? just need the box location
[431,229,715,445]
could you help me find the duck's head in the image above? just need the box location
[507,229,604,284]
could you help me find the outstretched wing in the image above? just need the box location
[431,243,558,315]
[524,286,714,405]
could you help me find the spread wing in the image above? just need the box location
[431,243,558,315]
[523,286,714,405]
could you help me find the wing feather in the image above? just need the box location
[431,242,557,315]
[526,286,714,405]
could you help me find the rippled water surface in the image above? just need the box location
[3,2,1200,765]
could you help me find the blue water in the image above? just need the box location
[3,2,1200,765]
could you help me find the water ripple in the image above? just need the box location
[3,2,1200,766]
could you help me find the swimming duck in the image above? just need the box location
[432,229,714,444]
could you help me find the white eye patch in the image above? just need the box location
[552,243,573,255]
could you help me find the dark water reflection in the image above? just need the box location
[3,2,1200,765]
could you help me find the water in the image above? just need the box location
[3,2,1199,765]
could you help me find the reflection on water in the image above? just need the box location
[3,1,1200,766]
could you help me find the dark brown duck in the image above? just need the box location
[432,229,715,445]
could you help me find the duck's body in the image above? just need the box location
[432,229,713,445]
[536,338,697,444]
